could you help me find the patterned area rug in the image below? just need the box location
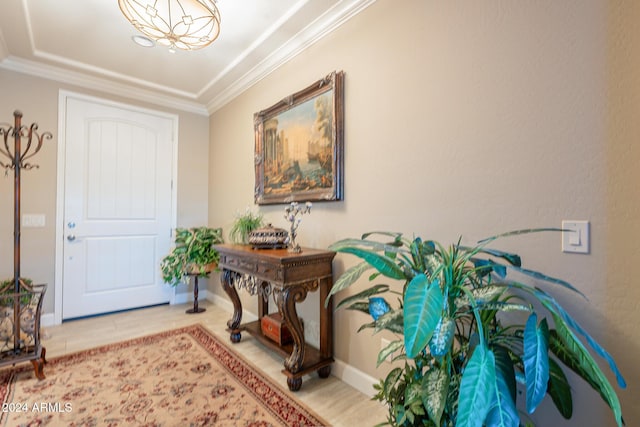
[0,324,328,426]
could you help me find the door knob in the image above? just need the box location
[67,235,76,242]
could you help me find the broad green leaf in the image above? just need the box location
[547,357,573,419]
[361,230,403,240]
[374,308,404,334]
[336,247,406,280]
[344,301,369,314]
[335,283,390,309]
[403,275,444,358]
[539,290,625,388]
[547,314,624,427]
[477,301,532,313]
[456,344,496,427]
[523,314,549,413]
[327,262,373,304]
[383,367,403,394]
[548,330,600,393]
[329,237,387,251]
[472,285,506,303]
[422,365,449,426]
[377,339,403,367]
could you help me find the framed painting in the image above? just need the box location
[254,70,344,205]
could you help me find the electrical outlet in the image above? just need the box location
[380,338,392,363]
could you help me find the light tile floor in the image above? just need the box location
[40,301,387,427]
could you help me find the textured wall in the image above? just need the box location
[208,1,638,425]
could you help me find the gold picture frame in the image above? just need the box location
[254,71,344,205]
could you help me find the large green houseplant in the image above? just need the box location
[327,229,626,427]
[160,227,224,286]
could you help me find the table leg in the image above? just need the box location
[221,269,242,343]
[319,277,333,359]
[277,285,308,391]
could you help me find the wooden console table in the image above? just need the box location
[214,244,336,391]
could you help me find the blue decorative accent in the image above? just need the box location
[369,297,390,321]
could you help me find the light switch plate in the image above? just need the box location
[562,220,589,254]
[22,214,46,228]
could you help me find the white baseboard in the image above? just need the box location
[173,289,209,305]
[205,293,377,397]
[41,312,56,328]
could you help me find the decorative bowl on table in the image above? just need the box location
[249,224,288,249]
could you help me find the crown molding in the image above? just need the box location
[2,0,376,116]
[0,56,208,116]
[205,0,377,114]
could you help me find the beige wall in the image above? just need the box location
[209,1,639,425]
[0,68,210,314]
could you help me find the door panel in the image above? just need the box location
[62,98,174,319]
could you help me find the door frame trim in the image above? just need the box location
[54,91,179,324]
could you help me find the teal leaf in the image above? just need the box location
[473,248,522,267]
[422,365,449,426]
[428,316,455,357]
[547,357,573,419]
[523,313,549,413]
[403,275,444,358]
[486,362,519,427]
[472,258,508,278]
[509,265,587,299]
[456,344,496,427]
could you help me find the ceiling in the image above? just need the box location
[0,0,375,115]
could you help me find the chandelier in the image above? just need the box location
[118,0,221,51]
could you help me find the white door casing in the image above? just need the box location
[55,92,177,321]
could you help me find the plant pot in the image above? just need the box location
[186,262,217,276]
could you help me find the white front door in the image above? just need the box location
[61,97,176,319]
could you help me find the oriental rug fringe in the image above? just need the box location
[0,324,328,426]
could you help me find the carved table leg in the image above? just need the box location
[221,269,242,343]
[277,285,308,391]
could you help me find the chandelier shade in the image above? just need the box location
[118,0,221,51]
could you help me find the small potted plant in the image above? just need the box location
[229,208,264,244]
[160,227,224,286]
[327,229,626,427]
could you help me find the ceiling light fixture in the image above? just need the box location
[118,0,221,51]
[132,35,155,47]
